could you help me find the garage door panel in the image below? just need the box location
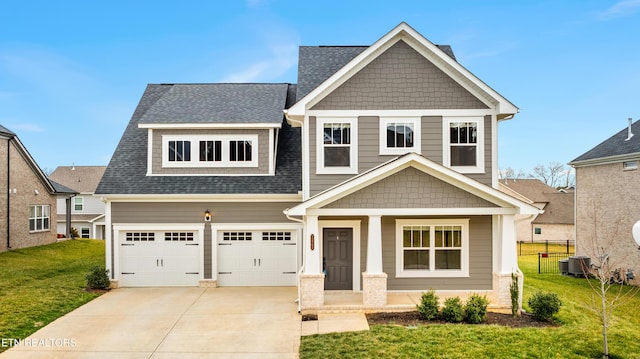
[217,229,298,286]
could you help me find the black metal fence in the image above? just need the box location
[518,240,575,256]
[538,252,574,274]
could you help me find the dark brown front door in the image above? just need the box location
[323,228,353,290]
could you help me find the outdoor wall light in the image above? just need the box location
[633,220,640,249]
[204,210,212,222]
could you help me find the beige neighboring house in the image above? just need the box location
[570,119,640,282]
[1,125,75,252]
[49,166,106,239]
[499,179,574,243]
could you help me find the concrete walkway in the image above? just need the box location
[2,287,301,358]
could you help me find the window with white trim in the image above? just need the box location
[81,227,90,238]
[29,205,50,232]
[379,117,421,155]
[443,117,484,173]
[395,219,469,278]
[623,160,638,171]
[74,197,83,211]
[316,118,358,174]
[162,134,258,168]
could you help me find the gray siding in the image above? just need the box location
[311,40,488,111]
[111,201,300,279]
[309,115,493,196]
[323,167,497,209]
[151,129,271,175]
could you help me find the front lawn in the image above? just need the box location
[300,254,640,359]
[0,240,105,352]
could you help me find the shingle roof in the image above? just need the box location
[296,44,456,101]
[49,180,77,194]
[498,179,555,203]
[138,83,290,124]
[0,124,16,136]
[571,119,640,164]
[499,179,574,225]
[95,84,301,195]
[49,166,106,193]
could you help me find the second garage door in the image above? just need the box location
[217,230,298,286]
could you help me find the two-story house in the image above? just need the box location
[1,124,76,252]
[96,23,539,311]
[50,166,107,239]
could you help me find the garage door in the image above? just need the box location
[119,230,200,287]
[217,230,298,286]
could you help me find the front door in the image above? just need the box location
[323,228,353,290]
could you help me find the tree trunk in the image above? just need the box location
[601,279,609,359]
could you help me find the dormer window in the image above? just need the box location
[162,134,258,168]
[443,117,484,173]
[379,117,421,155]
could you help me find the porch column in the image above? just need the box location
[363,215,387,308]
[499,214,518,274]
[300,215,324,310]
[492,214,520,309]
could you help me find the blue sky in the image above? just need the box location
[1,0,639,173]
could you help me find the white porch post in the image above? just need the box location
[492,214,521,309]
[300,215,323,310]
[499,214,518,274]
[363,215,387,308]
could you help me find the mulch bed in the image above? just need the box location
[366,311,557,328]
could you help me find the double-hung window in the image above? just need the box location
[162,135,257,168]
[29,205,50,232]
[74,197,83,211]
[379,117,421,155]
[396,219,469,278]
[443,117,484,173]
[316,118,358,174]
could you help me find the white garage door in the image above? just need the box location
[217,230,298,286]
[120,230,200,287]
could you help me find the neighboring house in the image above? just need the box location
[96,23,539,310]
[570,119,640,282]
[498,179,574,243]
[0,124,76,252]
[49,166,107,239]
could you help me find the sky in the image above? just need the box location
[1,0,639,174]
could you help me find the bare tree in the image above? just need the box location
[530,162,575,189]
[578,199,640,359]
[499,167,529,181]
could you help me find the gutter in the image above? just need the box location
[284,208,305,313]
[6,135,10,250]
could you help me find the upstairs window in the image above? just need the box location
[74,197,83,211]
[379,117,421,155]
[443,117,484,173]
[316,118,358,174]
[162,135,258,168]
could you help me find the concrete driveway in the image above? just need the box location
[2,287,301,358]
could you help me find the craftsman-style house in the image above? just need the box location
[96,23,539,310]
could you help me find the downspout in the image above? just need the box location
[66,194,76,238]
[284,208,305,313]
[6,135,12,250]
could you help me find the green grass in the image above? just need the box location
[300,255,640,359]
[0,240,105,352]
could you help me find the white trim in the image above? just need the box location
[570,153,640,168]
[319,220,361,292]
[306,109,495,118]
[395,218,469,278]
[379,117,421,155]
[146,129,153,176]
[307,207,517,216]
[161,134,258,168]
[111,223,206,284]
[145,173,275,177]
[268,128,275,175]
[210,223,303,285]
[105,201,112,279]
[96,193,303,202]
[491,114,498,187]
[442,116,485,174]
[316,117,358,175]
[138,123,282,129]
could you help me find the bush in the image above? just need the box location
[464,294,489,324]
[86,266,110,290]
[417,290,439,320]
[527,292,562,321]
[70,227,79,239]
[441,297,464,323]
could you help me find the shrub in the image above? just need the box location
[86,266,110,290]
[417,290,439,320]
[70,227,79,239]
[441,297,464,323]
[527,292,562,321]
[464,294,489,324]
[510,272,520,316]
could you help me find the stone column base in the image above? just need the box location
[491,271,523,310]
[363,272,388,308]
[300,273,325,310]
[109,280,119,289]
[199,279,217,288]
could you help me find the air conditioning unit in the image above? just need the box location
[568,256,591,277]
[558,259,569,275]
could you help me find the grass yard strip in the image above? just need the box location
[0,240,105,351]
[300,254,640,359]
